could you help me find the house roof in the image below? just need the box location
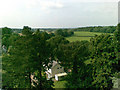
[48,60,58,68]
[51,60,58,68]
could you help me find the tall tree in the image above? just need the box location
[47,35,69,61]
[56,41,92,88]
[31,30,54,89]
[2,26,34,88]
[2,27,54,89]
[2,27,12,35]
[89,34,117,89]
[2,27,13,49]
[113,23,120,77]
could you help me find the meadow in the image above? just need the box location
[66,31,112,42]
[53,81,67,88]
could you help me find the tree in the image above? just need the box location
[2,27,34,88]
[22,26,33,35]
[54,29,63,36]
[47,36,69,60]
[114,23,120,52]
[2,27,54,89]
[56,41,92,88]
[2,27,12,35]
[89,34,117,89]
[31,30,54,89]
[54,29,74,37]
[2,27,13,49]
[113,23,120,77]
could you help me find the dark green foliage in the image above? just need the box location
[65,64,93,88]
[2,27,13,49]
[89,33,117,89]
[2,28,34,88]
[22,26,33,35]
[2,27,12,35]
[2,56,32,88]
[47,36,69,59]
[2,34,11,49]
[54,29,74,37]
[56,41,93,88]
[74,26,116,33]
[2,24,119,89]
[8,33,19,47]
[114,23,120,52]
[2,27,19,51]
[113,23,120,74]
[2,27,54,89]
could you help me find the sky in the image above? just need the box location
[0,0,119,28]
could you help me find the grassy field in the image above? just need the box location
[73,31,102,36]
[66,37,91,42]
[66,31,111,42]
[53,81,67,88]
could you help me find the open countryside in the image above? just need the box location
[0,1,119,89]
[1,24,120,89]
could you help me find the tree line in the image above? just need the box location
[2,24,120,89]
[9,26,116,34]
[73,26,116,33]
[54,29,74,37]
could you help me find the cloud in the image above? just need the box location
[40,1,64,9]
[63,0,119,2]
[82,2,117,13]
[0,0,118,27]
[24,0,64,10]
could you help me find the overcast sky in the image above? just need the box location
[0,0,119,28]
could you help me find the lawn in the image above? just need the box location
[66,31,112,42]
[53,81,67,88]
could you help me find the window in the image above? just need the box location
[57,67,62,69]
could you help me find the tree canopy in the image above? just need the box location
[2,24,119,89]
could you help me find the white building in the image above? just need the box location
[45,60,67,81]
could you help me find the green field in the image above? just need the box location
[66,31,111,42]
[53,81,67,88]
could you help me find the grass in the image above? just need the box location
[66,31,112,42]
[53,81,67,88]
[66,37,91,42]
[53,78,119,89]
[73,31,102,37]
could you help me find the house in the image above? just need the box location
[18,33,23,36]
[45,60,67,81]
[55,72,67,81]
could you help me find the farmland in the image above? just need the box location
[66,31,112,42]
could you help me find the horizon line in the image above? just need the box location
[0,25,117,29]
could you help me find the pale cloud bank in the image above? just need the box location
[0,0,118,28]
[25,0,64,9]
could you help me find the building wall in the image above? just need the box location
[51,64,64,77]
[48,69,52,74]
